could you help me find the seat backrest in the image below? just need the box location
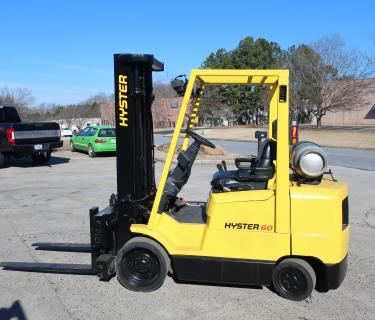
[254,139,276,181]
[256,139,274,167]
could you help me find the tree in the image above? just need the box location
[153,81,178,99]
[0,87,35,118]
[282,44,321,123]
[202,48,233,69]
[67,105,92,131]
[285,35,374,126]
[201,37,283,125]
[100,102,115,126]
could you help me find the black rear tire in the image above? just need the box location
[116,237,169,292]
[88,144,96,158]
[70,141,76,152]
[272,258,316,301]
[31,152,51,165]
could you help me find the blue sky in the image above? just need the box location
[1,0,374,105]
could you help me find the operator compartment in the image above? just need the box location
[211,131,276,193]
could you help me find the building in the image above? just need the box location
[322,79,375,125]
[151,97,183,128]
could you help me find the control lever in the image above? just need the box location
[216,163,224,172]
[221,160,227,171]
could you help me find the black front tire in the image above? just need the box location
[272,258,316,301]
[116,237,169,292]
[31,152,51,165]
[88,144,96,158]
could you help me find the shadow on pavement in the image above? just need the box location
[173,277,263,290]
[3,155,70,168]
[0,300,28,320]
[73,150,116,158]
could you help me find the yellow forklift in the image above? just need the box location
[1,54,349,301]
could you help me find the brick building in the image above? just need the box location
[151,97,183,128]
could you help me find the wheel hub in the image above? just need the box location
[133,255,152,274]
[125,249,160,281]
[279,268,307,296]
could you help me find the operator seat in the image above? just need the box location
[211,139,276,192]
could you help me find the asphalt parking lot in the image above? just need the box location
[0,151,374,320]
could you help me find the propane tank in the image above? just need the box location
[290,141,328,178]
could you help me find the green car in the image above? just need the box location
[70,126,116,157]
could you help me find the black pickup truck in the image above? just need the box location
[0,105,63,167]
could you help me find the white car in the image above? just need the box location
[60,127,73,137]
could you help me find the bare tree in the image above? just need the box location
[0,87,35,118]
[85,92,112,105]
[56,106,73,128]
[287,35,374,126]
[67,106,90,131]
[100,102,115,126]
[153,81,178,99]
[369,35,375,71]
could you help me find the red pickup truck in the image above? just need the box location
[0,105,63,167]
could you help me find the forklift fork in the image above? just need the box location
[0,262,95,275]
[32,242,91,253]
[0,207,116,281]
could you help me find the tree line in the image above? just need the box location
[0,81,179,130]
[0,88,112,130]
[201,34,374,126]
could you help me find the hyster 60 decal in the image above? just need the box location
[224,222,273,231]
[118,75,128,127]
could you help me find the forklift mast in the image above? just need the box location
[113,54,164,244]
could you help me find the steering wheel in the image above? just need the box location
[187,130,216,149]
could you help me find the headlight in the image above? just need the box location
[290,141,328,178]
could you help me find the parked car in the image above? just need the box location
[60,127,73,137]
[70,126,116,157]
[0,105,63,167]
